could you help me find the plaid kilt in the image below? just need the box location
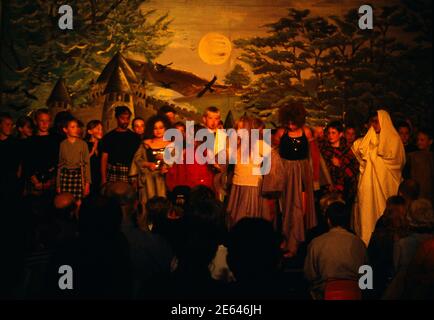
[60,168,83,200]
[107,163,130,183]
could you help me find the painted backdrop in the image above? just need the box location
[0,0,431,128]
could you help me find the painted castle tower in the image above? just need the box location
[46,77,72,118]
[90,52,146,132]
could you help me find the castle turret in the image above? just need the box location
[46,78,72,117]
[90,52,148,130]
[101,60,136,132]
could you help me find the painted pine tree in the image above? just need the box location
[0,0,173,115]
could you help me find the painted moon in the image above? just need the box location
[198,33,232,65]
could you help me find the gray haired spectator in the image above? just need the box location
[304,202,367,300]
[384,199,434,299]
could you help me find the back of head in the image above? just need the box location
[146,196,172,231]
[169,185,191,213]
[179,198,225,271]
[326,202,350,229]
[320,192,345,215]
[384,195,407,229]
[103,182,136,211]
[407,199,434,231]
[399,179,420,202]
[188,185,215,206]
[79,195,122,237]
[53,193,77,221]
[227,218,281,281]
[386,195,406,207]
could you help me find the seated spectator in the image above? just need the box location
[226,218,287,299]
[104,183,174,298]
[103,181,138,226]
[398,179,420,208]
[52,193,78,242]
[304,202,367,300]
[136,196,180,299]
[168,198,227,299]
[77,195,132,299]
[188,186,234,284]
[0,200,28,298]
[145,196,179,262]
[167,185,190,219]
[404,237,434,299]
[383,199,434,299]
[368,196,408,298]
[188,185,216,205]
[44,193,79,299]
[147,195,185,257]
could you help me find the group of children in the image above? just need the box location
[0,103,432,257]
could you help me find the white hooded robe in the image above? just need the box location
[352,110,406,245]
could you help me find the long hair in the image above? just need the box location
[278,102,307,127]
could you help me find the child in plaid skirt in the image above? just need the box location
[57,118,91,204]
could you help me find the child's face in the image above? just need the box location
[165,112,176,124]
[88,124,103,140]
[36,113,51,133]
[175,125,185,137]
[64,121,79,138]
[314,126,324,139]
[417,132,432,151]
[19,123,33,138]
[0,118,14,137]
[398,127,411,145]
[345,128,356,144]
[153,121,166,139]
[133,120,145,135]
[203,112,221,131]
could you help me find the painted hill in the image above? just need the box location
[126,58,233,97]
